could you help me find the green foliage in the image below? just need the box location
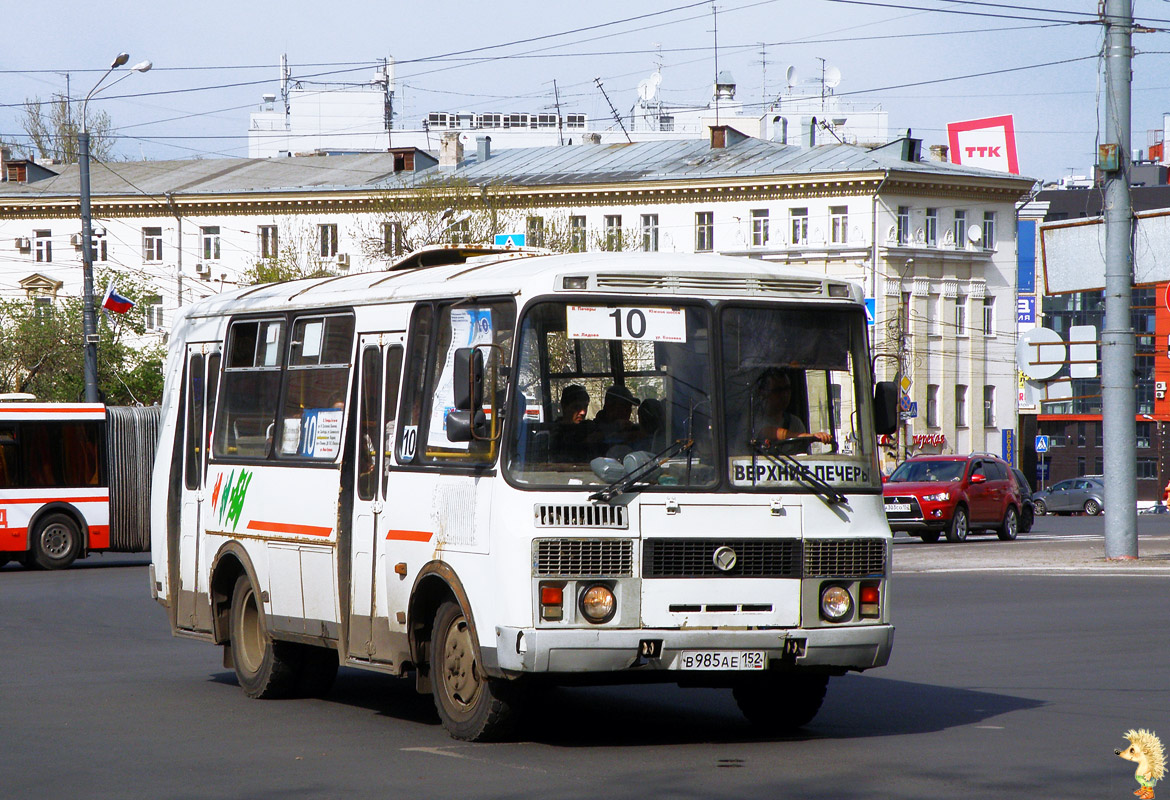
[238,219,339,286]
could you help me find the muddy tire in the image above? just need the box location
[945,506,969,543]
[229,575,299,699]
[31,513,81,570]
[431,600,520,741]
[733,673,830,732]
[997,506,1019,541]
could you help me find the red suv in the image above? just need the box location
[883,454,1022,543]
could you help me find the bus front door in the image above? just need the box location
[178,344,221,632]
[346,335,404,665]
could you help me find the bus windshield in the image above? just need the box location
[506,301,717,489]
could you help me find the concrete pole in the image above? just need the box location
[1102,0,1138,559]
[78,129,100,403]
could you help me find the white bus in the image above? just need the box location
[150,250,899,741]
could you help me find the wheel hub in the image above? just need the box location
[41,525,70,557]
[442,617,480,708]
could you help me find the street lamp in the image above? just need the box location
[78,53,151,403]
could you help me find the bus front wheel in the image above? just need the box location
[31,513,81,570]
[733,672,829,732]
[229,575,299,699]
[430,600,520,741]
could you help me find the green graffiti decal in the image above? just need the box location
[224,469,253,532]
[218,470,235,527]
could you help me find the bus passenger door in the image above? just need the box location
[178,344,221,631]
[347,335,403,663]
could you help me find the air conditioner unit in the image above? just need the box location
[70,233,83,247]
[1158,382,1167,392]
[336,253,350,268]
[1157,390,1166,400]
[93,226,106,236]
[14,237,30,250]
[195,262,210,278]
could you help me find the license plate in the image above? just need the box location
[885,503,911,513]
[677,650,766,670]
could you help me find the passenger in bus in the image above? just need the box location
[633,397,666,452]
[749,367,831,449]
[550,385,592,461]
[590,384,640,456]
[556,384,590,425]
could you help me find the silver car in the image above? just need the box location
[1033,477,1105,516]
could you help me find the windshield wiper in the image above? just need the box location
[751,440,847,506]
[589,438,694,503]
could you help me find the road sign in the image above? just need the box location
[864,298,875,326]
[493,233,526,247]
[908,401,917,418]
[1034,434,1050,453]
[899,375,912,394]
[1037,461,1049,480]
[899,393,911,413]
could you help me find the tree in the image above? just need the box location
[238,219,340,286]
[21,95,116,164]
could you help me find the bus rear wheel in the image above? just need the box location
[430,600,519,741]
[733,672,829,732]
[31,513,81,570]
[229,575,299,699]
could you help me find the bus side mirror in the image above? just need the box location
[874,381,898,436]
[448,347,486,442]
[446,408,486,442]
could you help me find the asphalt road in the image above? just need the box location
[2,525,1167,799]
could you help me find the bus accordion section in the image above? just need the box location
[0,403,160,570]
[149,251,899,742]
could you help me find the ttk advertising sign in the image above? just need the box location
[947,115,1020,174]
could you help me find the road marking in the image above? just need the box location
[401,745,548,772]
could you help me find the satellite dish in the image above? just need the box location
[637,71,661,101]
[785,65,799,87]
[824,65,841,88]
[967,224,983,244]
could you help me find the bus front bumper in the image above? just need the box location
[488,624,893,676]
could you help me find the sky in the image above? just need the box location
[2,0,1167,184]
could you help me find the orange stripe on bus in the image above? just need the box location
[246,520,333,537]
[385,529,433,542]
[1,528,28,547]
[88,524,110,550]
[0,495,107,505]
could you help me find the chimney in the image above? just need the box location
[477,135,491,163]
[710,125,749,149]
[439,132,463,169]
[0,147,9,182]
[582,132,601,145]
[929,144,949,163]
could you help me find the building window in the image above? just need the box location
[927,384,939,427]
[90,232,108,262]
[695,211,714,252]
[604,215,622,251]
[318,224,338,258]
[830,206,848,244]
[526,216,545,248]
[982,211,997,250]
[144,294,164,331]
[953,209,967,249]
[201,226,221,261]
[955,294,967,336]
[569,215,587,252]
[955,384,968,428]
[258,225,278,259]
[925,208,938,246]
[1137,421,1152,448]
[1077,421,1086,446]
[640,214,659,252]
[1097,457,1106,476]
[982,297,995,336]
[143,227,163,262]
[790,207,808,245]
[382,221,403,257]
[983,385,995,427]
[751,209,769,247]
[1095,423,1104,447]
[1077,455,1086,476]
[448,219,469,245]
[896,206,910,245]
[34,230,51,263]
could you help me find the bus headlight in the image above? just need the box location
[820,585,853,622]
[579,584,616,624]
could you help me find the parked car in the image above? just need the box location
[883,453,1023,543]
[1011,467,1035,533]
[1032,477,1105,516]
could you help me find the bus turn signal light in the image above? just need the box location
[540,583,564,621]
[859,583,880,618]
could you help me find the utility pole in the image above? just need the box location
[1101,0,1138,559]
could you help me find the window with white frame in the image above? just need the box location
[569,215,586,252]
[318,224,338,257]
[526,216,545,248]
[90,232,108,262]
[982,211,997,249]
[448,218,470,245]
[983,384,996,427]
[751,209,769,247]
[897,206,910,244]
[927,384,939,427]
[143,227,163,263]
[34,230,51,263]
[144,294,164,331]
[953,209,967,249]
[955,294,967,336]
[604,215,622,251]
[790,207,809,245]
[201,226,221,261]
[640,214,659,252]
[982,297,995,335]
[955,384,968,428]
[258,225,278,259]
[695,211,714,252]
[382,221,403,256]
[925,208,938,246]
[830,206,848,244]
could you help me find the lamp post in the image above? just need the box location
[78,53,150,402]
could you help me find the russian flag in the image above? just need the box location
[101,283,135,314]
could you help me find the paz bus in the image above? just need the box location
[149,249,899,741]
[0,402,159,570]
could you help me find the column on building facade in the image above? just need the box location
[967,279,989,453]
[909,276,932,455]
[941,278,962,454]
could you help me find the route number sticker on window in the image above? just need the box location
[566,305,686,342]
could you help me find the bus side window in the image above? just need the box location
[213,319,285,459]
[185,354,206,490]
[0,424,17,488]
[357,346,381,501]
[397,305,433,464]
[205,353,221,479]
[381,345,403,493]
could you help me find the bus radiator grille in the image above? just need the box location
[533,539,635,578]
[642,539,802,579]
[534,504,628,529]
[803,539,888,578]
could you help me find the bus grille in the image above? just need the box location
[533,539,634,577]
[593,273,824,296]
[534,503,628,529]
[803,539,888,578]
[643,539,802,579]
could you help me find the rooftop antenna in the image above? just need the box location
[712,3,720,128]
[816,56,826,111]
[758,43,767,109]
[553,79,565,146]
[594,77,631,143]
